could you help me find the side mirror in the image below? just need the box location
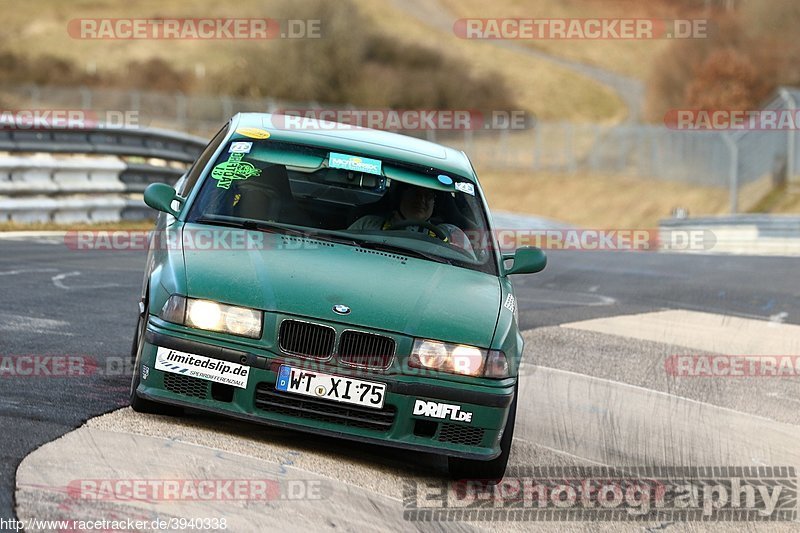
[503,246,547,275]
[143,183,183,217]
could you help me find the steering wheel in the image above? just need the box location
[386,219,449,241]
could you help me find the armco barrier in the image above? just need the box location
[660,215,800,256]
[0,125,207,224]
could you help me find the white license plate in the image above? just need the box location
[275,365,386,409]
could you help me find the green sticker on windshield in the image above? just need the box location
[328,152,382,176]
[211,152,261,189]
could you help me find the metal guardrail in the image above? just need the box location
[0,125,208,223]
[660,215,800,256]
[0,125,207,163]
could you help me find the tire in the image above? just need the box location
[129,306,181,416]
[447,384,517,482]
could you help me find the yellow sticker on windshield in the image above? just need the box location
[235,127,270,139]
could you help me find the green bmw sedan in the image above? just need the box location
[130,113,546,480]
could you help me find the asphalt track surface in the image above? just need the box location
[2,235,799,531]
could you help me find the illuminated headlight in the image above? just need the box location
[409,339,510,378]
[160,295,262,339]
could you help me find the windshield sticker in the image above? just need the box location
[229,141,252,153]
[235,127,270,139]
[455,182,475,196]
[328,152,382,176]
[211,152,261,189]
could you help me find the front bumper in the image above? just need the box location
[136,324,516,460]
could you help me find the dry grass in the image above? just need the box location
[439,0,683,80]
[351,0,625,122]
[478,171,731,228]
[0,220,154,232]
[0,0,625,123]
[770,187,800,214]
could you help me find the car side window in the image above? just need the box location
[178,125,229,197]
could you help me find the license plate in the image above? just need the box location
[275,365,386,409]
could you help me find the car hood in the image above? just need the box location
[182,226,501,347]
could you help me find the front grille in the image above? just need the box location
[163,373,208,399]
[279,320,335,359]
[254,383,396,431]
[338,330,395,368]
[438,423,485,446]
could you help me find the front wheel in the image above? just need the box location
[447,384,517,482]
[129,307,181,416]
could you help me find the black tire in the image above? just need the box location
[129,307,181,416]
[447,384,517,482]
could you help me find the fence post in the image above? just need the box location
[175,92,187,131]
[722,133,738,213]
[221,95,233,122]
[779,88,797,184]
[79,86,92,110]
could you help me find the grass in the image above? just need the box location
[350,0,625,122]
[438,0,683,80]
[768,186,800,214]
[478,171,732,228]
[0,0,626,123]
[0,220,154,232]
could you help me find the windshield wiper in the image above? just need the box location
[196,216,260,230]
[359,241,451,264]
[197,216,307,238]
[196,216,362,247]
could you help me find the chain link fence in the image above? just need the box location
[2,84,798,213]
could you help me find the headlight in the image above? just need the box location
[409,339,510,378]
[160,295,262,339]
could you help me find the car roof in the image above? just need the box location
[230,113,478,182]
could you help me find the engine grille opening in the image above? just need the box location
[254,382,396,432]
[163,373,208,399]
[413,419,438,438]
[279,320,335,359]
[438,423,485,446]
[337,330,395,368]
[211,382,235,402]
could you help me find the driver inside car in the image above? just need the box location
[348,183,471,249]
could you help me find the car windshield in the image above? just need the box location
[186,139,498,274]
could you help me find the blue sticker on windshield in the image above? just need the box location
[437,174,453,185]
[328,152,382,176]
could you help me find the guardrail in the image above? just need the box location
[0,125,207,224]
[660,214,800,256]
